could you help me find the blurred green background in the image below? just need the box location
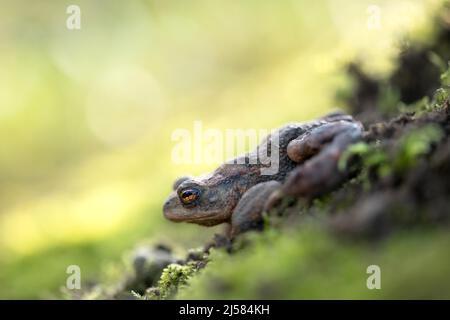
[0,0,441,298]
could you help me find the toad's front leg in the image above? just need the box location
[230,181,281,237]
[284,119,363,198]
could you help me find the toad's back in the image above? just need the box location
[217,119,336,187]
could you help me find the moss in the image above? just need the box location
[339,142,391,190]
[396,61,450,115]
[399,96,431,115]
[150,262,198,300]
[339,120,444,190]
[403,88,449,116]
[440,62,450,87]
[176,227,450,299]
[394,124,444,173]
[433,88,450,106]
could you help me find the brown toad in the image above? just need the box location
[163,112,363,237]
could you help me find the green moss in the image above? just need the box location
[176,227,450,299]
[404,87,449,116]
[440,62,450,87]
[339,121,444,189]
[433,88,450,106]
[152,262,198,300]
[339,142,391,190]
[394,124,444,172]
[340,142,389,172]
[399,96,432,115]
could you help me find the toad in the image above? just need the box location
[163,112,363,237]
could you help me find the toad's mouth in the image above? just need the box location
[163,206,227,226]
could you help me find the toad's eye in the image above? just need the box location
[179,188,200,206]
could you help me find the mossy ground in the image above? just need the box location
[178,228,450,299]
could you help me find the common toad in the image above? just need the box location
[163,112,363,237]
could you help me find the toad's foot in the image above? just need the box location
[283,119,363,198]
[230,181,281,237]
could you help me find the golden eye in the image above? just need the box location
[179,188,200,205]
